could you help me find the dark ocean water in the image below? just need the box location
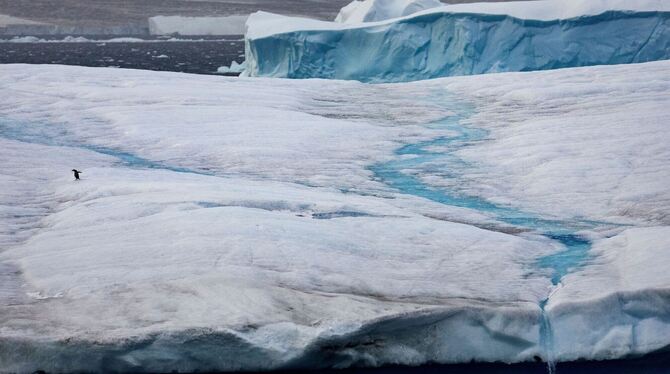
[0,35,244,75]
[261,350,670,374]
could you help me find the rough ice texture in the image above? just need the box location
[217,60,247,74]
[438,62,670,225]
[0,61,669,371]
[148,15,247,35]
[0,64,550,372]
[244,0,670,82]
[334,0,443,23]
[547,227,670,361]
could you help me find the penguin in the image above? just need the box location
[72,169,82,180]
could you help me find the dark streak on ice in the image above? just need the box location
[312,211,376,219]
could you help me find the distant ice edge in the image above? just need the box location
[4,292,670,372]
[244,10,670,82]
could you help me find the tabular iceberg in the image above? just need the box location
[334,0,443,23]
[1,60,669,371]
[244,0,670,82]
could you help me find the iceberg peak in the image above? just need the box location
[334,0,444,23]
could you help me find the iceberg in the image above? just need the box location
[334,0,444,23]
[216,60,247,74]
[0,14,45,27]
[244,0,670,82]
[0,60,669,371]
[547,226,670,361]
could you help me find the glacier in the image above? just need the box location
[0,60,669,371]
[244,0,670,82]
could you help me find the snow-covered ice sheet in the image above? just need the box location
[0,64,550,372]
[245,0,670,40]
[334,0,666,27]
[244,0,670,82]
[435,62,670,225]
[0,61,669,370]
[334,0,443,24]
[547,226,670,361]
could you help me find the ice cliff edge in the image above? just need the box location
[243,0,670,82]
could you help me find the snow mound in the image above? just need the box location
[149,15,247,35]
[334,0,443,23]
[244,0,670,82]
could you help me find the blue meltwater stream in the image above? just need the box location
[1,99,614,373]
[0,119,210,176]
[369,97,610,373]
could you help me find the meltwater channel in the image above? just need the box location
[368,94,617,371]
[0,118,211,176]
[0,101,627,372]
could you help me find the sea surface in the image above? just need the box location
[0,35,244,75]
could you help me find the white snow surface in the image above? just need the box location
[553,227,670,303]
[421,0,670,21]
[334,0,443,23]
[149,15,248,35]
[0,61,669,370]
[548,227,670,360]
[246,0,670,39]
[438,64,670,224]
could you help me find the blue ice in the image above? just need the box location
[247,11,670,82]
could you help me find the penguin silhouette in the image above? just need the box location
[72,169,82,180]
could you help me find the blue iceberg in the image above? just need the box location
[244,7,670,82]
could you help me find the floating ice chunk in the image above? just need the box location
[61,36,89,43]
[217,60,247,74]
[0,14,45,26]
[5,35,41,42]
[26,291,64,300]
[149,15,248,35]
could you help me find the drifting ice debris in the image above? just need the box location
[217,60,247,74]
